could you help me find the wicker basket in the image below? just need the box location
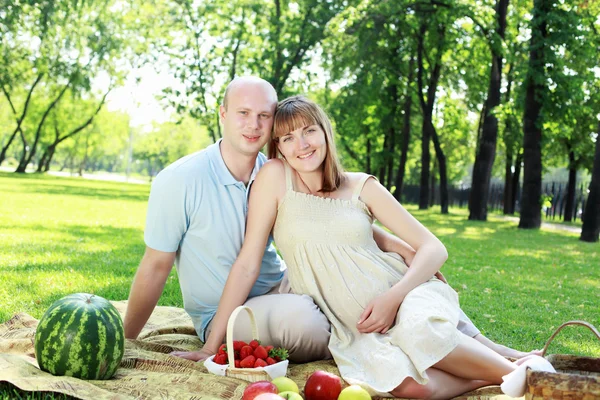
[526,320,600,399]
[224,306,272,382]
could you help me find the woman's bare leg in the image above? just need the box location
[433,333,516,383]
[474,334,543,359]
[390,369,490,400]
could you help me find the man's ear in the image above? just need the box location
[219,105,226,123]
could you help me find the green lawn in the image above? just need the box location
[1,172,599,398]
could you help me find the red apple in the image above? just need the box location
[304,370,342,400]
[254,394,284,400]
[242,381,279,400]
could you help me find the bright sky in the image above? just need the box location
[98,64,179,129]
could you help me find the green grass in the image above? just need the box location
[1,171,599,398]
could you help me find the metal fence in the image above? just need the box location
[400,181,589,222]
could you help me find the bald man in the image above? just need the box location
[124,76,534,363]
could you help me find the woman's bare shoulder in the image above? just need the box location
[257,158,285,179]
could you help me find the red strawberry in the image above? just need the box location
[253,345,268,360]
[249,339,261,349]
[266,357,276,365]
[254,358,268,368]
[235,360,241,368]
[234,350,240,360]
[233,341,248,352]
[265,345,274,353]
[217,344,227,355]
[240,345,254,359]
[240,355,256,368]
[213,354,228,365]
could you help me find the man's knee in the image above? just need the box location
[270,294,331,363]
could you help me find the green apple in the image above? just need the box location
[271,377,300,394]
[338,385,371,400]
[278,391,303,400]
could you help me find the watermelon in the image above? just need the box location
[34,293,125,380]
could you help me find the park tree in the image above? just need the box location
[35,89,111,173]
[133,117,212,179]
[519,0,552,229]
[157,0,353,142]
[468,0,509,221]
[323,0,418,193]
[0,0,141,172]
[581,121,600,242]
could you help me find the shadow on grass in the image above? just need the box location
[5,180,150,203]
[1,222,184,323]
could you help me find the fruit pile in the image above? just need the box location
[242,371,372,400]
[212,339,289,368]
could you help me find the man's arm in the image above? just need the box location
[372,224,416,265]
[372,224,446,282]
[123,247,176,339]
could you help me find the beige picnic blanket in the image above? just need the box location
[0,301,511,400]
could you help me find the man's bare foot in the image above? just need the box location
[473,334,543,359]
[493,344,543,360]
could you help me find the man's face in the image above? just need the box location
[220,81,277,157]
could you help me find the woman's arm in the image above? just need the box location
[357,176,448,334]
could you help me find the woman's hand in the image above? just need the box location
[356,291,403,334]
[170,347,216,362]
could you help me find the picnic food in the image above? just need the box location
[34,293,125,380]
[272,376,299,393]
[212,339,289,368]
[242,380,278,400]
[304,370,343,400]
[338,385,372,400]
[278,391,304,400]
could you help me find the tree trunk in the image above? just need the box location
[15,130,28,173]
[419,122,431,209]
[386,83,398,190]
[417,21,445,211]
[430,158,437,208]
[580,122,600,242]
[469,0,509,221]
[36,148,49,172]
[365,136,371,175]
[431,123,449,214]
[510,151,523,214]
[0,74,44,166]
[15,78,72,173]
[519,0,550,229]
[0,129,20,166]
[564,148,577,222]
[503,149,514,214]
[393,58,415,201]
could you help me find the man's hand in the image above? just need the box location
[170,348,215,362]
[434,270,447,283]
[356,291,402,334]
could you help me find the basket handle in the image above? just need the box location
[226,306,259,366]
[541,320,600,357]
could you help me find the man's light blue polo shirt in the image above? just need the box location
[144,139,283,341]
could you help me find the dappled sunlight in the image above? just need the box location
[433,227,457,235]
[1,173,597,355]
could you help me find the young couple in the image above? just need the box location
[124,76,543,398]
